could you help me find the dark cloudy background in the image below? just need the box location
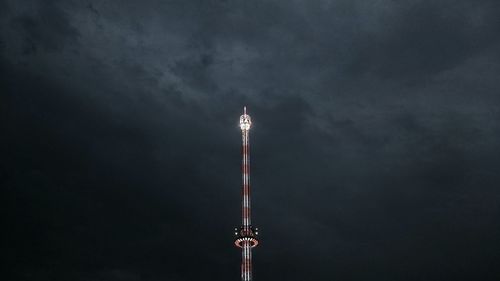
[2,0,500,280]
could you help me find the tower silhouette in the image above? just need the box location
[234,107,259,281]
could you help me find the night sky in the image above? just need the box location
[2,1,500,280]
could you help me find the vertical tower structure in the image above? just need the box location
[234,107,259,281]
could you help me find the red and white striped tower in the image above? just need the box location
[234,106,259,281]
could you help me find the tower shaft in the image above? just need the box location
[242,240,252,281]
[242,127,251,227]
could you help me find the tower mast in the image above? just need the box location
[234,106,259,281]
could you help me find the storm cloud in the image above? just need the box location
[2,1,500,280]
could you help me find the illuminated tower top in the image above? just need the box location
[240,106,252,131]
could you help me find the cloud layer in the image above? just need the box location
[2,1,500,280]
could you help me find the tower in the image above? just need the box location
[234,106,259,281]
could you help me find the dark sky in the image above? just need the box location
[2,0,500,280]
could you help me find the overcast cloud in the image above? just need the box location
[2,1,500,280]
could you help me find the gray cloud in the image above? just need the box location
[2,0,500,280]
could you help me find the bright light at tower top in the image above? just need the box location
[240,106,252,131]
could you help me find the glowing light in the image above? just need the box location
[239,107,252,131]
